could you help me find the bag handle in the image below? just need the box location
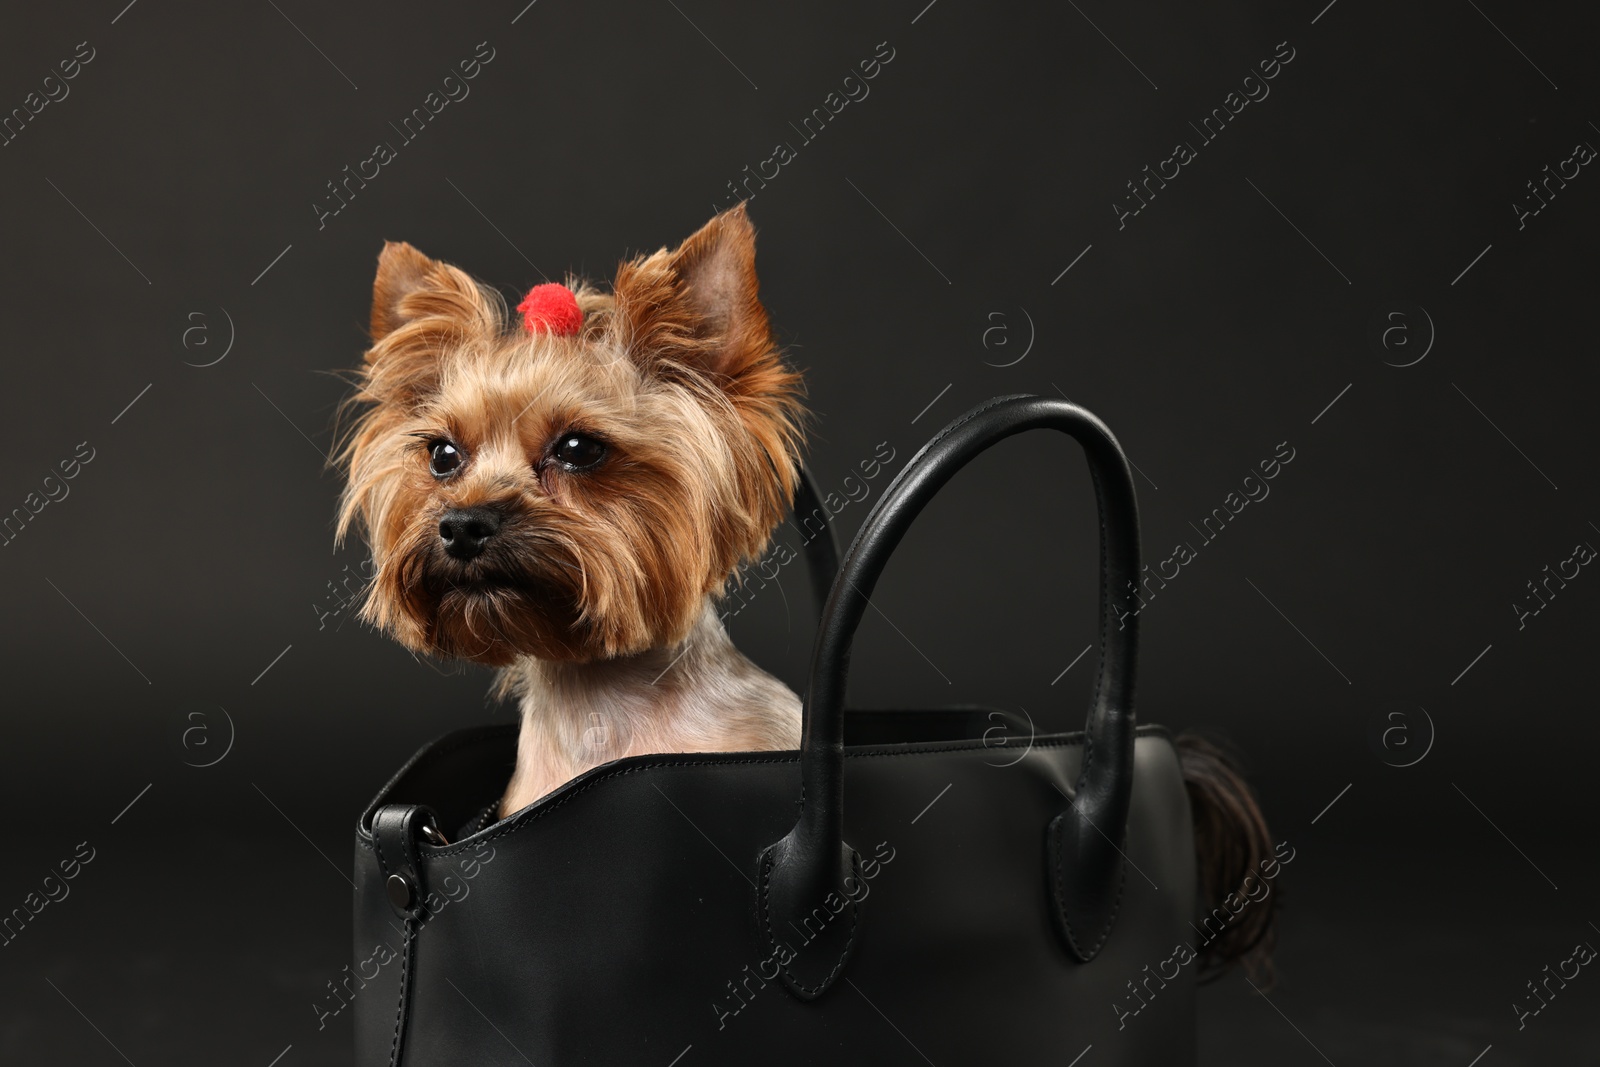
[791,466,841,621]
[757,395,1143,998]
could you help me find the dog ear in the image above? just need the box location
[370,241,499,343]
[611,204,806,570]
[611,203,776,382]
[364,242,502,405]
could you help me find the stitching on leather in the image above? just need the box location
[757,850,781,988]
[373,829,392,881]
[912,393,1028,459]
[1099,858,1129,956]
[1051,816,1080,957]
[1073,860,1128,960]
[351,726,1176,858]
[1053,819,1129,961]
[793,849,863,996]
[1081,460,1111,797]
[759,848,862,997]
[387,918,415,1067]
[373,811,408,893]
[418,734,1090,856]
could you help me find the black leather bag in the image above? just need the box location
[352,394,1197,1065]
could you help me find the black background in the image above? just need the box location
[2,0,1596,1063]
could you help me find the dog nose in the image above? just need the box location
[438,507,502,561]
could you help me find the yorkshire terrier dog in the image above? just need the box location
[337,205,806,818]
[335,204,1281,981]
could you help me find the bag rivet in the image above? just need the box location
[386,873,414,913]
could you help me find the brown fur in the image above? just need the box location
[336,204,805,668]
[1176,732,1281,985]
[336,205,809,815]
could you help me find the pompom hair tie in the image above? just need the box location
[518,282,583,336]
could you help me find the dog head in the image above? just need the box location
[336,205,804,666]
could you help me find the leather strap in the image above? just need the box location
[372,804,438,920]
[757,395,1143,997]
[371,804,441,1067]
[792,465,840,620]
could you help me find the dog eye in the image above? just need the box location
[552,432,606,470]
[429,440,463,477]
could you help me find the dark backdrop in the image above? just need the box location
[2,0,1596,1063]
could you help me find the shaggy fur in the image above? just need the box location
[336,205,806,815]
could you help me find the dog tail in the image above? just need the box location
[1175,731,1280,985]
